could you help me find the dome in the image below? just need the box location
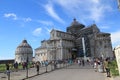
[15,39,33,54]
[71,18,81,26]
[67,18,85,33]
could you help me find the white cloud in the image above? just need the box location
[23,17,32,22]
[100,26,110,29]
[4,13,32,23]
[54,0,82,10]
[92,0,98,3]
[89,5,103,22]
[111,30,120,48]
[32,28,42,36]
[53,0,113,22]
[89,2,112,22]
[38,20,54,26]
[4,13,17,20]
[44,2,65,23]
[53,0,82,15]
[45,27,52,33]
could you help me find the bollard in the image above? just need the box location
[45,65,47,72]
[26,66,28,78]
[36,62,40,75]
[54,63,56,70]
[51,63,53,71]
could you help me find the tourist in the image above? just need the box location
[14,62,18,72]
[45,60,48,66]
[94,61,98,72]
[97,60,103,73]
[77,59,81,66]
[82,59,85,66]
[6,63,10,75]
[54,60,57,69]
[103,58,111,77]
[36,62,40,75]
[22,62,26,70]
[87,59,90,65]
[6,63,10,71]
[24,62,28,69]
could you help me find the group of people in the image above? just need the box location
[5,62,18,72]
[76,57,111,77]
[76,58,94,67]
[93,57,111,77]
[5,61,29,72]
[5,58,111,77]
[77,59,85,66]
[34,59,73,75]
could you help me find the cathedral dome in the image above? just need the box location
[70,18,85,28]
[67,18,85,34]
[71,18,81,26]
[15,39,33,54]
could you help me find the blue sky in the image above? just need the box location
[0,0,120,60]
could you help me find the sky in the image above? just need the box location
[0,0,120,60]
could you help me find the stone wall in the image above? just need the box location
[114,46,120,75]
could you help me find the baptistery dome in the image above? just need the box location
[15,39,33,63]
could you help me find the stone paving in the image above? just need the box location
[26,64,105,80]
[0,63,120,80]
[112,76,120,80]
[0,64,65,80]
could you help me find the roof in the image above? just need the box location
[17,39,32,48]
[97,32,110,35]
[15,39,33,54]
[70,18,81,26]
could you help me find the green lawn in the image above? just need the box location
[0,62,33,72]
[0,64,6,71]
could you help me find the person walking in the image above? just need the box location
[94,61,98,72]
[22,62,25,70]
[104,58,111,77]
[82,59,85,66]
[6,63,10,71]
[78,59,81,66]
[6,63,10,80]
[36,62,40,75]
[14,62,18,72]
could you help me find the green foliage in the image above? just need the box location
[109,60,119,76]
[0,64,6,71]
[0,62,32,72]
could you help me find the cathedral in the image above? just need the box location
[35,19,113,62]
